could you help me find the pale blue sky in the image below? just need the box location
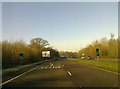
[2,2,118,52]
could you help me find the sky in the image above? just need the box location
[2,2,118,52]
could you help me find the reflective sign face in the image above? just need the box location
[42,51,50,57]
[96,48,100,56]
[19,52,24,60]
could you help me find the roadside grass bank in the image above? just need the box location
[68,58,119,73]
[2,60,48,82]
[2,60,48,76]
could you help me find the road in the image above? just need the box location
[2,59,118,88]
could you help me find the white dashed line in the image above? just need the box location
[67,71,72,76]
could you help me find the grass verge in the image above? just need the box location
[68,58,119,73]
[2,60,48,76]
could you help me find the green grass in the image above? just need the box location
[2,60,47,76]
[68,58,119,73]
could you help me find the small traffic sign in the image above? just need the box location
[19,52,24,60]
[96,48,100,56]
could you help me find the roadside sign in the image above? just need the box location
[42,51,50,58]
[19,52,24,60]
[96,48,100,56]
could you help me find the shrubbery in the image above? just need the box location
[2,37,59,69]
[78,34,118,58]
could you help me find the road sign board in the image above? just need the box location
[19,52,24,60]
[96,48,99,56]
[42,51,50,57]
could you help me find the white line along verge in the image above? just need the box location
[0,66,39,86]
[67,71,72,76]
[80,63,119,75]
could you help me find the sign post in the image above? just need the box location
[96,48,100,58]
[19,52,24,60]
[96,48,100,66]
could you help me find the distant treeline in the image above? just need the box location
[60,34,118,59]
[78,34,118,58]
[1,37,59,69]
[1,34,119,69]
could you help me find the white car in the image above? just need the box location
[81,56,85,59]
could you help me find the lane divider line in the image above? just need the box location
[1,66,39,86]
[67,71,72,76]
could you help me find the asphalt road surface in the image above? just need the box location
[2,59,118,88]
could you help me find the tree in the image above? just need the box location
[29,38,49,49]
[108,34,118,58]
[77,34,118,59]
[59,51,77,58]
[29,37,49,60]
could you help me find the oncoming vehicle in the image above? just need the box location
[85,56,94,60]
[81,54,85,59]
[81,56,85,59]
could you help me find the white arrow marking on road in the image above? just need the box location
[58,66,60,68]
[51,64,53,66]
[53,66,55,68]
[67,71,72,76]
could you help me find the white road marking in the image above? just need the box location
[51,64,53,66]
[1,66,38,86]
[53,66,55,68]
[67,71,72,76]
[58,66,60,68]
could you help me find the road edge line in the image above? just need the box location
[79,63,119,75]
[1,66,39,86]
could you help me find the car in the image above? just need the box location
[81,56,85,59]
[86,56,94,60]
